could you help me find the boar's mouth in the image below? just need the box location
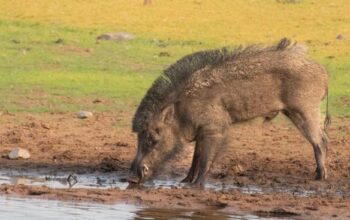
[128,164,149,184]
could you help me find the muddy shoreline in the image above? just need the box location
[0,113,349,219]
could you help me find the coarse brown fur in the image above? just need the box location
[132,39,297,132]
[130,38,330,186]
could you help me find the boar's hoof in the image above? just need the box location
[315,169,327,180]
[181,176,193,183]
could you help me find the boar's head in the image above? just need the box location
[129,104,182,184]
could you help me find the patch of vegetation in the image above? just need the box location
[0,19,208,112]
[322,59,350,116]
[0,0,348,116]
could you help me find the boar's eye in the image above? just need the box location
[139,132,154,153]
[146,133,157,147]
[155,128,161,135]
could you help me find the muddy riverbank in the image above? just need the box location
[0,112,349,219]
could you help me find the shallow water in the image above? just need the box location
[0,196,281,220]
[0,196,136,220]
[0,169,320,197]
[0,169,129,189]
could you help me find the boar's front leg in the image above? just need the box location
[181,144,200,183]
[190,126,228,186]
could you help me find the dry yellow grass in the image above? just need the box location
[0,0,349,58]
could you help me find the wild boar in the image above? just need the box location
[129,38,330,186]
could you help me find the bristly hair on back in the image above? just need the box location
[132,38,294,133]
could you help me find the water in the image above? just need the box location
[0,196,137,220]
[0,169,318,197]
[0,169,303,219]
[0,169,129,189]
[0,196,281,220]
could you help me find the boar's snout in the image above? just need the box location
[128,163,149,184]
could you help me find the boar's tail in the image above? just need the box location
[323,89,331,134]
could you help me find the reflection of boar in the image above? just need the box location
[129,38,330,186]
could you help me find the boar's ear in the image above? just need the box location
[160,104,174,124]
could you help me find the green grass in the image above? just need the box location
[0,19,207,112]
[0,0,348,116]
[323,59,350,115]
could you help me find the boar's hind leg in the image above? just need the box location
[283,108,328,180]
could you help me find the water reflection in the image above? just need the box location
[0,196,277,220]
[0,196,136,220]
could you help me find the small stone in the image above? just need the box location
[92,99,103,104]
[158,51,170,57]
[96,32,136,42]
[54,38,64,44]
[231,164,244,174]
[336,34,347,40]
[77,111,93,119]
[8,147,31,159]
[11,39,20,44]
[41,123,50,129]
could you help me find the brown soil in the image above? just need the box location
[0,112,349,219]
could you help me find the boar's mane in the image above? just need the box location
[132,38,295,132]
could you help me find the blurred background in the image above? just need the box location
[0,0,348,116]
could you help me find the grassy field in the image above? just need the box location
[0,0,349,115]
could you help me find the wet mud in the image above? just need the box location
[0,112,349,219]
